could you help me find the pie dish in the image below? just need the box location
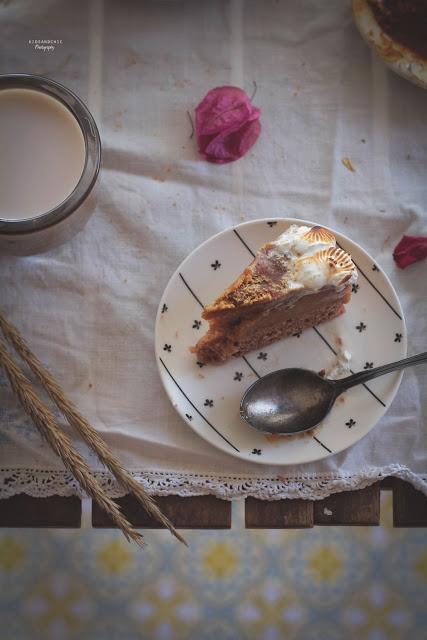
[353,0,427,88]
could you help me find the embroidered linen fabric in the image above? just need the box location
[0,0,426,500]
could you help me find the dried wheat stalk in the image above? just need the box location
[0,313,187,546]
[0,340,144,546]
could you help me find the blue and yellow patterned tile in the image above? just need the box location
[190,618,238,640]
[0,531,52,602]
[22,571,94,639]
[295,622,343,640]
[174,529,265,605]
[409,624,427,640]
[69,530,160,600]
[235,576,306,639]
[385,530,427,611]
[280,528,370,608]
[0,612,29,640]
[83,616,137,640]
[251,528,299,547]
[341,582,413,640]
[129,575,200,639]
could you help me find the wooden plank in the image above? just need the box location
[92,495,231,529]
[245,498,314,528]
[313,484,380,525]
[393,479,427,527]
[0,494,81,528]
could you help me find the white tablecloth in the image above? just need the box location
[1,0,426,501]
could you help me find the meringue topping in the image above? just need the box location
[303,225,336,244]
[270,224,357,292]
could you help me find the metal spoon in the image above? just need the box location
[240,352,427,435]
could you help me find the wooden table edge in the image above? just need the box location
[0,478,426,529]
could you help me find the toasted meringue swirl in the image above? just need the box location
[270,224,357,291]
[303,225,336,244]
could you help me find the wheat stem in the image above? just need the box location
[0,313,187,546]
[0,341,144,546]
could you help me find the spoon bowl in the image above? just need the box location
[241,368,337,435]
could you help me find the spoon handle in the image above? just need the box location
[334,351,427,393]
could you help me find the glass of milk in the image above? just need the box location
[0,74,101,255]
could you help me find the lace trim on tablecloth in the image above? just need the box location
[0,465,426,500]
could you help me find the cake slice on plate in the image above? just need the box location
[191,224,357,364]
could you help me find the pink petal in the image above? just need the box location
[195,86,261,163]
[393,235,427,269]
[196,86,252,135]
[203,119,261,164]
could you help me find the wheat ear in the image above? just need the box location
[0,341,144,546]
[0,313,187,546]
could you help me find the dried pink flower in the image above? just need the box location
[393,235,427,269]
[195,86,261,164]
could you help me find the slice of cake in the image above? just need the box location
[191,224,357,364]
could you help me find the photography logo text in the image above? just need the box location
[28,39,63,53]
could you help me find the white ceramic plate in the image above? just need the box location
[155,218,406,465]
